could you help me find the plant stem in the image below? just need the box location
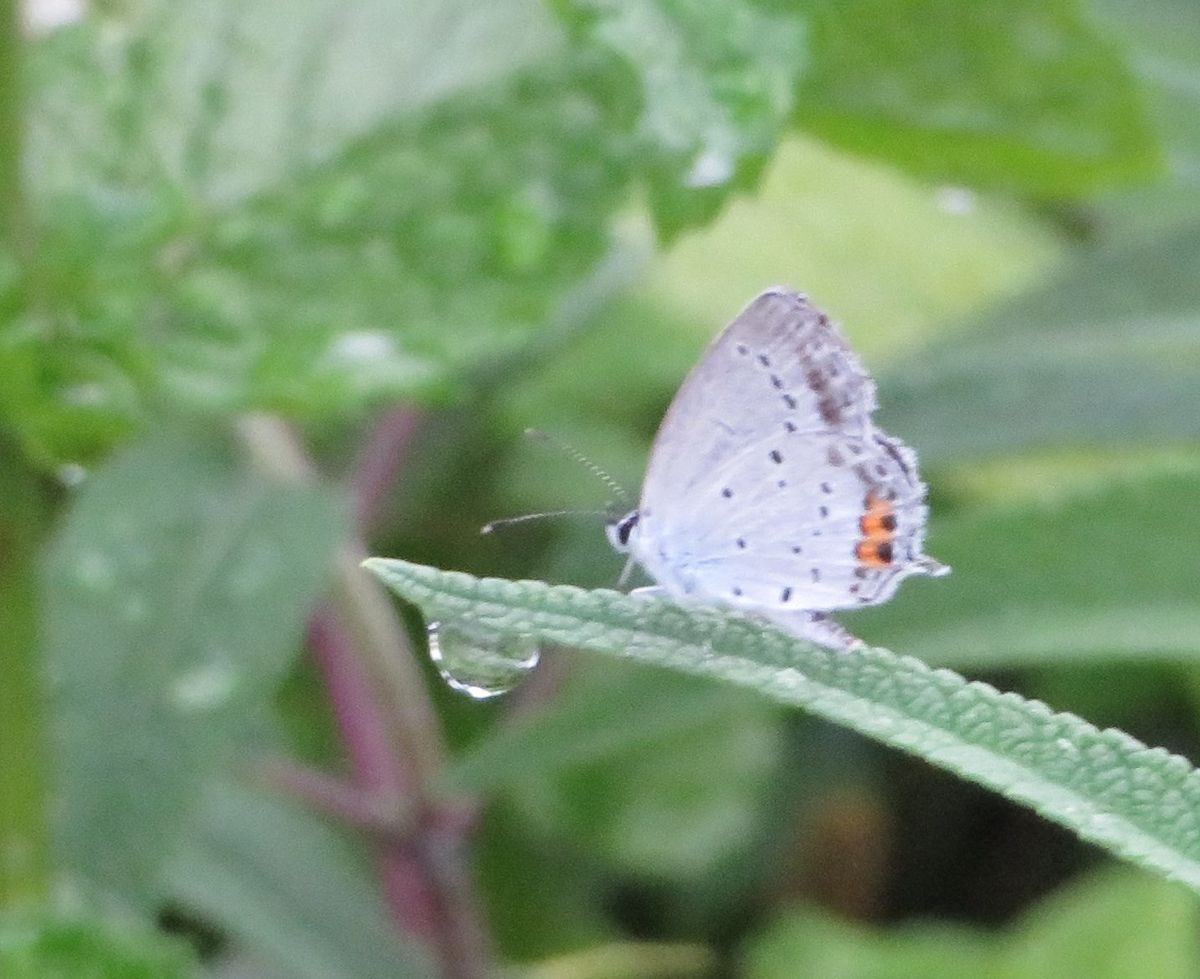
[0,3,50,910]
[351,407,425,531]
[237,412,494,979]
[0,0,21,241]
[0,444,50,907]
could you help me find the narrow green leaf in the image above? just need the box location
[796,0,1161,194]
[166,781,434,979]
[880,222,1200,462]
[365,558,1200,893]
[44,430,347,906]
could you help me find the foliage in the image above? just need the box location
[0,912,199,979]
[2,0,1197,975]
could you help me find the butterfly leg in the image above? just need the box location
[761,609,864,651]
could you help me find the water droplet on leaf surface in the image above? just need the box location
[427,620,540,700]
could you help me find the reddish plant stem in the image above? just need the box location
[351,407,426,532]
[307,605,408,800]
[258,758,414,836]
[238,412,493,979]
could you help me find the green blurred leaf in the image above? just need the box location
[12,1,652,462]
[0,912,198,979]
[365,558,1200,893]
[26,0,560,202]
[797,0,1161,195]
[200,53,640,417]
[44,430,347,906]
[1087,0,1200,237]
[881,221,1200,463]
[853,473,1200,668]
[453,659,782,879]
[747,911,992,978]
[555,0,807,235]
[1092,0,1200,168]
[745,867,1198,978]
[167,781,433,979]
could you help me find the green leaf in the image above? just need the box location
[452,659,783,879]
[166,781,434,979]
[27,0,561,202]
[199,53,642,418]
[16,1,650,460]
[881,221,1200,463]
[555,0,807,235]
[365,558,1200,893]
[1090,0,1200,186]
[796,0,1161,195]
[44,430,347,906]
[745,867,1198,978]
[0,911,198,979]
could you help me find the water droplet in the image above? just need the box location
[170,658,237,712]
[427,620,540,700]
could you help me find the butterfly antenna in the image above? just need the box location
[524,428,632,508]
[481,508,610,535]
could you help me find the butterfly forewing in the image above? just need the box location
[636,289,876,511]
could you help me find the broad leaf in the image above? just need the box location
[44,430,347,906]
[556,0,808,235]
[167,781,434,979]
[797,0,1161,194]
[14,1,638,461]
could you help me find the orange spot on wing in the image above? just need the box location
[855,540,892,567]
[858,491,896,536]
[856,492,897,566]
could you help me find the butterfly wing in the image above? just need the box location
[630,288,943,614]
[636,288,876,502]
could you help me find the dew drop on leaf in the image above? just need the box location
[426,620,541,700]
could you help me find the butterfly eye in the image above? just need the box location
[606,511,640,552]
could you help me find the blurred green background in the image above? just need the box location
[3,0,1200,975]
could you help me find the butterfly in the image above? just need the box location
[607,287,948,649]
